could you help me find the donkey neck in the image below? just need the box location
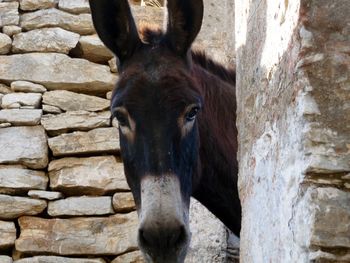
[191,61,241,236]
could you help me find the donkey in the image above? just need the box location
[89,0,241,262]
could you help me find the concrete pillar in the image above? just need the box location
[236,0,350,262]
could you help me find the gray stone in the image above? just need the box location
[0,109,42,126]
[106,91,112,100]
[0,53,117,95]
[11,250,23,262]
[58,0,90,14]
[42,104,62,114]
[0,165,47,195]
[11,81,47,93]
[75,35,113,63]
[194,0,235,64]
[48,196,114,216]
[112,192,136,213]
[19,0,56,11]
[309,250,350,262]
[41,110,110,136]
[14,257,106,263]
[108,57,118,73]
[48,156,129,195]
[28,190,63,200]
[111,251,144,263]
[0,2,19,27]
[0,122,11,128]
[20,8,94,35]
[0,83,11,94]
[42,90,110,112]
[0,220,16,249]
[0,33,12,55]
[1,93,42,109]
[131,6,163,26]
[0,126,48,169]
[48,127,119,157]
[2,25,21,37]
[186,199,228,263]
[12,28,80,54]
[16,213,138,255]
[0,194,47,219]
[310,187,350,248]
[0,256,12,263]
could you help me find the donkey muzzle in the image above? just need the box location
[138,174,190,263]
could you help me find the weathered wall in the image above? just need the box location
[236,0,350,262]
[0,0,236,262]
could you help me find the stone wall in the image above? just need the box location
[236,0,350,262]
[0,0,236,262]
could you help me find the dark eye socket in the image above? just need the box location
[115,111,129,126]
[185,105,200,122]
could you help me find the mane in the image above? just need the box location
[139,25,236,86]
[191,50,236,86]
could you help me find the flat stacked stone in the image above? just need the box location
[0,256,12,263]
[2,25,21,37]
[48,196,114,216]
[0,220,16,249]
[0,194,46,219]
[309,187,350,248]
[42,90,110,112]
[0,2,19,27]
[0,126,48,169]
[108,57,118,73]
[111,251,144,263]
[28,190,63,200]
[0,165,48,195]
[42,104,62,114]
[1,93,41,109]
[112,192,136,213]
[12,28,80,54]
[48,156,129,195]
[11,81,47,93]
[58,0,90,14]
[48,127,119,156]
[0,109,42,126]
[20,8,94,35]
[131,5,163,25]
[74,35,114,63]
[14,257,106,263]
[15,213,138,255]
[0,33,12,55]
[19,0,56,11]
[41,111,110,136]
[0,83,11,94]
[0,53,117,95]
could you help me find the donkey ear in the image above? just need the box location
[89,0,141,64]
[164,0,204,56]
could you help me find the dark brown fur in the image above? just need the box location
[140,24,240,233]
[90,1,241,261]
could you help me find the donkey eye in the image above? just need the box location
[115,112,129,126]
[185,106,200,122]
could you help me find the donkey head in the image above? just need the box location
[89,0,203,262]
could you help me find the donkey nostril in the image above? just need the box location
[138,223,188,249]
[168,225,186,247]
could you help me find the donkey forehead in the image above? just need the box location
[112,66,202,114]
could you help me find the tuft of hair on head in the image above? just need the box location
[138,22,163,44]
